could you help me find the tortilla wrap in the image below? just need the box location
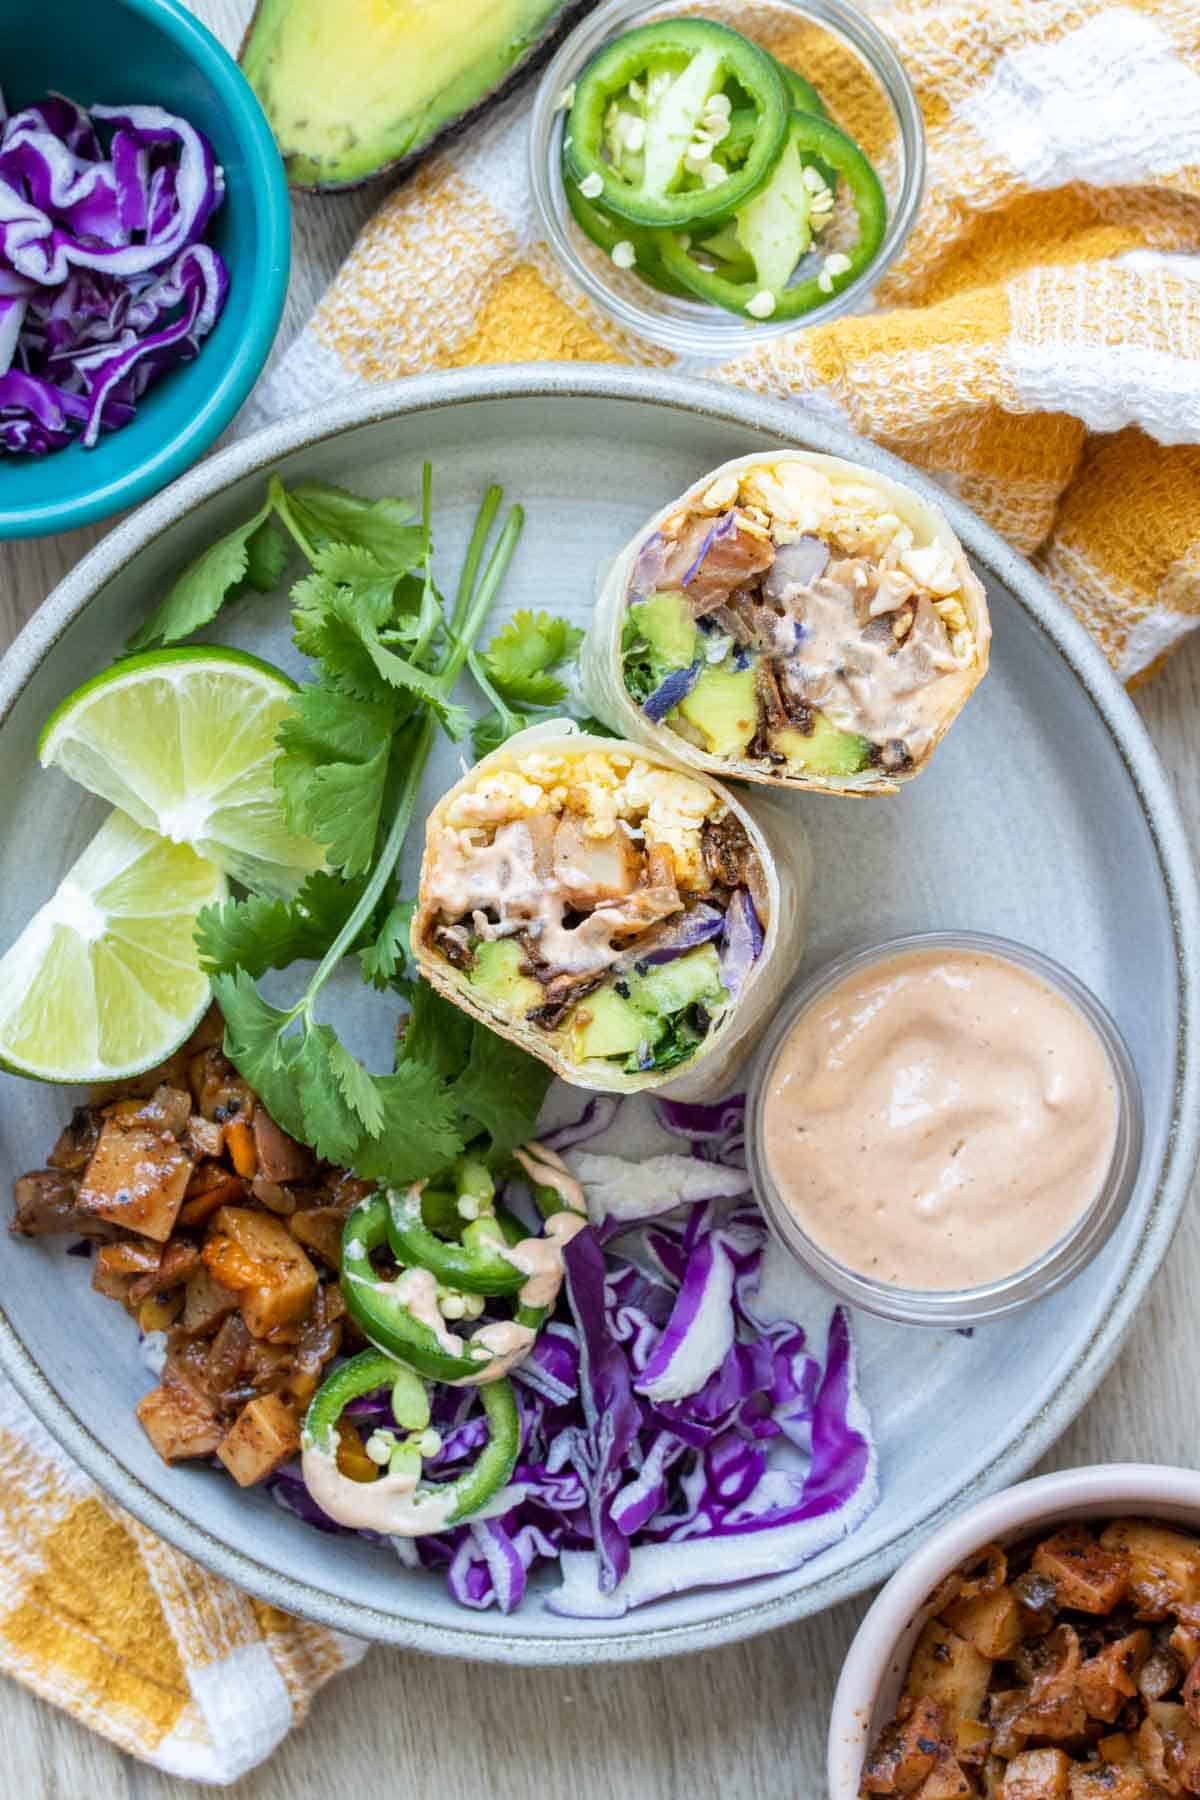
[582,449,990,795]
[413,721,811,1098]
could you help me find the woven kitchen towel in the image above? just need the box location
[5,0,1200,1784]
[0,1379,365,1782]
[249,0,1200,683]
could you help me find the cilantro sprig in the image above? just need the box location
[207,483,549,1178]
[130,469,553,1182]
[469,608,584,757]
[126,462,606,1181]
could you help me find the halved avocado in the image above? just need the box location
[241,0,594,191]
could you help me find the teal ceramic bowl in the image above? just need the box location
[1,0,290,539]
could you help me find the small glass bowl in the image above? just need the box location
[528,0,926,357]
[745,932,1144,1328]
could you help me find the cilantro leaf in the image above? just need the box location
[399,981,473,1083]
[197,893,313,979]
[314,541,397,592]
[311,543,399,626]
[286,481,423,569]
[215,974,466,1179]
[275,688,398,877]
[195,870,388,978]
[449,1022,554,1159]
[356,621,470,738]
[279,1025,361,1165]
[482,610,584,707]
[291,575,403,706]
[324,1033,386,1140]
[211,971,309,1144]
[350,1064,467,1184]
[360,896,414,990]
[278,740,390,880]
[276,684,397,764]
[244,519,289,592]
[292,569,468,737]
[301,869,393,950]
[471,706,530,759]
[126,498,272,651]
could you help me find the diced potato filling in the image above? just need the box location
[860,1521,1200,1799]
[12,1009,358,1487]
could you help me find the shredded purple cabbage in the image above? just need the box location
[266,1097,877,1617]
[680,510,736,587]
[655,1093,746,1142]
[626,902,724,968]
[0,89,228,454]
[642,658,702,723]
[719,889,764,998]
[631,530,669,599]
[540,1095,620,1153]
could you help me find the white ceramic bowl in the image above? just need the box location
[827,1462,1200,1796]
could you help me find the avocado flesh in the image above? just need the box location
[629,944,725,1017]
[572,946,726,1064]
[572,986,645,1061]
[468,938,543,1017]
[632,591,697,669]
[241,0,589,189]
[772,713,871,776]
[675,665,758,759]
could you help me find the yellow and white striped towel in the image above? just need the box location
[249,0,1200,683]
[0,1381,364,1782]
[4,0,1200,1784]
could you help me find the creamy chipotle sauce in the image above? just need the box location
[760,946,1119,1291]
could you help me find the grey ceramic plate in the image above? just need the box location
[0,367,1196,1664]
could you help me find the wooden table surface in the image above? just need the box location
[4,3,1200,1793]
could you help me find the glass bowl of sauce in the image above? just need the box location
[746,932,1143,1326]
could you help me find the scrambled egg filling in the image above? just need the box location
[442,748,723,882]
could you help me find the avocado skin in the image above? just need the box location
[240,0,598,193]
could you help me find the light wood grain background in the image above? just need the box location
[3,2,1199,1792]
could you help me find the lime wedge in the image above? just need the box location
[39,646,326,898]
[0,810,227,1082]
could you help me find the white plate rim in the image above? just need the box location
[0,363,1196,1663]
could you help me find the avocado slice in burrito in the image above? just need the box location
[413,723,810,1095]
[582,450,990,794]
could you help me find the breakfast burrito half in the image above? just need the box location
[582,450,990,794]
[413,722,811,1096]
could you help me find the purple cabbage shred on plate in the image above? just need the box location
[268,1096,878,1617]
[0,89,228,454]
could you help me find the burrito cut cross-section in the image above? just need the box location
[582,449,991,794]
[413,723,811,1096]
